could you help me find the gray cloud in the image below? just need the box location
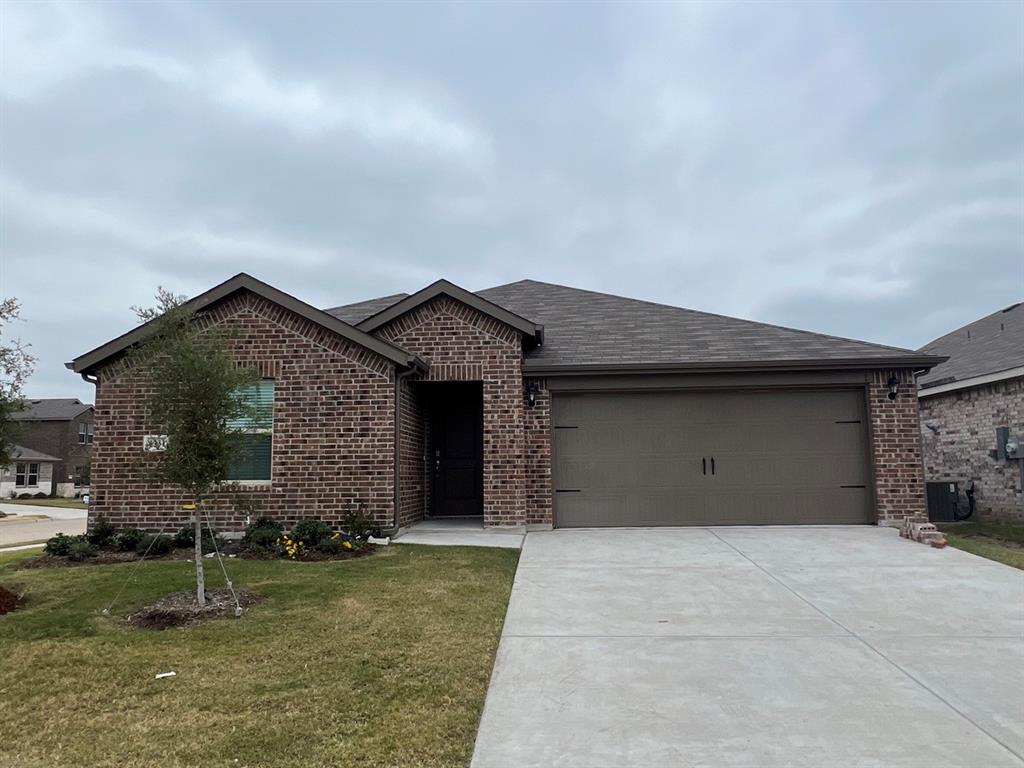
[1,0,1021,401]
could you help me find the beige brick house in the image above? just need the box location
[69,273,943,532]
[917,301,1024,521]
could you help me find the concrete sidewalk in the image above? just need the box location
[472,526,1024,768]
[394,518,524,549]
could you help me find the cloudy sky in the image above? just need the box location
[2,0,1022,401]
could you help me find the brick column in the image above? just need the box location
[868,369,928,525]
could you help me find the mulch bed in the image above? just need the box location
[0,585,26,615]
[127,589,263,630]
[19,543,378,569]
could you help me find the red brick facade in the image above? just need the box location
[374,296,527,528]
[867,369,928,525]
[89,291,396,532]
[83,283,930,533]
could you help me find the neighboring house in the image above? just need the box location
[69,273,943,532]
[917,302,1024,521]
[0,445,61,498]
[10,398,94,498]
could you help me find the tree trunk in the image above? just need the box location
[194,504,206,607]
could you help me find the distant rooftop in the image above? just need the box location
[918,301,1024,390]
[11,398,93,421]
[9,444,61,462]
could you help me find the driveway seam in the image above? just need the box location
[708,528,1024,765]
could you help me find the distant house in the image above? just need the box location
[0,444,61,498]
[917,302,1023,521]
[9,398,94,498]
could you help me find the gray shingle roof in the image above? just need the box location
[326,279,939,371]
[917,301,1024,389]
[10,444,61,462]
[325,293,409,325]
[12,398,92,421]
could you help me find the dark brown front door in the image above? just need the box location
[431,383,483,517]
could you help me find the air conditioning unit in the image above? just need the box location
[926,481,959,523]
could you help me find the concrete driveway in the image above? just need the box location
[471,526,1024,768]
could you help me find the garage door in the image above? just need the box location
[552,389,872,527]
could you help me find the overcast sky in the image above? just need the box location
[2,0,1022,401]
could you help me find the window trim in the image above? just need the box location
[224,380,274,484]
[14,462,39,488]
[79,422,94,444]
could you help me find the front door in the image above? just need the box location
[431,383,483,517]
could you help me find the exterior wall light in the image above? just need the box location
[887,376,900,401]
[525,381,539,408]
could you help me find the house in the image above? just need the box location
[916,302,1023,521]
[68,273,943,532]
[9,398,94,498]
[1,445,61,498]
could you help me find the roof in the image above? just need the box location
[9,444,61,462]
[355,279,543,343]
[325,293,409,325]
[69,273,425,375]
[11,398,92,421]
[329,279,942,373]
[917,301,1024,393]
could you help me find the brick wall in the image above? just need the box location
[375,296,527,527]
[523,378,552,526]
[919,376,1023,521]
[397,375,426,528]
[89,290,397,532]
[867,369,928,525]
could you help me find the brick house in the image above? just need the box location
[917,302,1023,521]
[0,445,60,498]
[69,274,943,532]
[9,398,94,498]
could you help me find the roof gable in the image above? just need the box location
[917,301,1024,389]
[69,273,422,375]
[355,279,542,344]
[10,444,62,462]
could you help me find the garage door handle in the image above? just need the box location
[711,457,715,475]
[702,457,707,475]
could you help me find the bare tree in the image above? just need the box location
[0,298,37,469]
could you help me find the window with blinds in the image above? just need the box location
[226,380,274,482]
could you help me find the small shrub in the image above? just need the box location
[86,516,117,549]
[112,528,146,552]
[44,533,80,556]
[343,507,378,539]
[172,526,194,549]
[136,534,173,556]
[17,492,32,499]
[291,518,332,548]
[242,516,283,551]
[33,492,48,499]
[67,540,97,562]
[315,536,343,555]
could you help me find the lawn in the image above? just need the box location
[2,497,87,510]
[0,544,519,768]
[938,521,1024,570]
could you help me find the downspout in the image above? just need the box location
[384,363,419,537]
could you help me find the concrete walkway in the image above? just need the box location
[472,526,1024,768]
[394,518,524,549]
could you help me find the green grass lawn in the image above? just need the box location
[2,497,87,510]
[938,522,1024,570]
[0,544,519,768]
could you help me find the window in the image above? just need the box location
[15,463,38,487]
[74,465,90,486]
[78,422,94,444]
[225,380,274,482]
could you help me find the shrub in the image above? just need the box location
[112,528,146,552]
[343,507,378,539]
[86,516,117,549]
[33,492,48,499]
[136,534,173,556]
[171,526,194,549]
[44,533,80,556]
[17,492,32,499]
[291,518,332,548]
[67,540,97,562]
[242,516,283,551]
[315,536,343,555]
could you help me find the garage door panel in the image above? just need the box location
[552,390,872,527]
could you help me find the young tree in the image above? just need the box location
[0,298,36,469]
[131,288,261,606]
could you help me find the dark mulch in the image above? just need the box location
[19,547,243,570]
[0,585,26,615]
[127,589,263,630]
[243,543,379,562]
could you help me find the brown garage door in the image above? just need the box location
[552,389,872,527]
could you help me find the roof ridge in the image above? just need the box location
[323,292,410,313]
[480,279,920,356]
